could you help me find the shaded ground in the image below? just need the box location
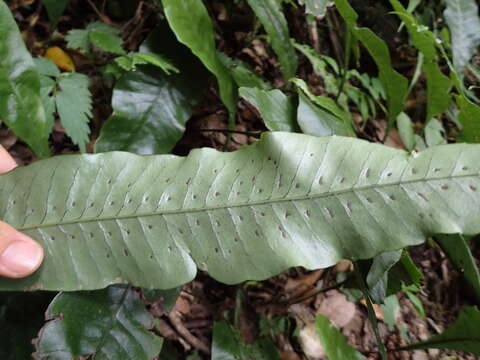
[2,0,480,359]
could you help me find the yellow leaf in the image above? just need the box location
[45,46,75,71]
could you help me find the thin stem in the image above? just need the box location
[354,262,388,360]
[336,27,352,102]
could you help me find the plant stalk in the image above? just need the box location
[354,262,388,360]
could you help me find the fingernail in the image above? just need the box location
[0,241,43,276]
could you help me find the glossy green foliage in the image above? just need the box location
[437,234,480,302]
[405,307,480,355]
[41,0,69,28]
[389,0,451,122]
[161,0,237,123]
[95,26,208,155]
[443,0,480,72]
[246,0,298,80]
[0,1,50,157]
[1,133,480,291]
[36,285,163,360]
[315,315,364,360]
[239,87,296,132]
[211,322,280,360]
[457,94,480,143]
[334,0,408,129]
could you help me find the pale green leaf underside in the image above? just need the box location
[1,132,480,291]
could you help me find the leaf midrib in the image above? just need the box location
[18,172,476,231]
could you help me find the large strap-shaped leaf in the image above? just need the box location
[0,132,480,291]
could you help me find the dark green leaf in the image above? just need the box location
[315,315,365,360]
[0,1,50,157]
[36,285,163,360]
[457,94,480,143]
[41,0,69,29]
[389,0,452,122]
[404,306,480,355]
[246,0,298,80]
[239,87,296,132]
[219,53,272,90]
[55,72,92,152]
[367,250,402,303]
[96,25,207,154]
[335,0,408,129]
[436,234,480,302]
[162,0,237,123]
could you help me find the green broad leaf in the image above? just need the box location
[457,94,480,143]
[389,0,452,122]
[297,93,353,137]
[436,234,480,302]
[404,306,480,355]
[2,132,480,291]
[239,87,297,132]
[161,0,237,124]
[334,0,408,129]
[0,1,50,158]
[95,68,196,155]
[89,30,125,55]
[387,251,423,295]
[41,0,69,29]
[293,78,352,124]
[55,72,92,153]
[219,53,272,90]
[315,315,365,360]
[298,0,329,17]
[397,112,416,151]
[444,0,480,72]
[367,250,402,304]
[96,24,207,155]
[36,285,163,360]
[246,0,298,80]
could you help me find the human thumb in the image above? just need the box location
[0,221,44,278]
